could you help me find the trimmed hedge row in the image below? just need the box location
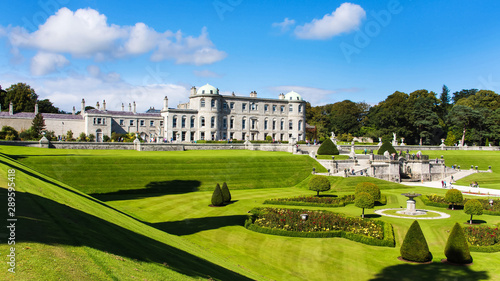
[469,244,500,253]
[245,208,395,248]
[263,195,355,208]
[421,195,500,216]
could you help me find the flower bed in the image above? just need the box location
[245,207,395,247]
[463,225,500,252]
[421,195,500,215]
[263,195,355,207]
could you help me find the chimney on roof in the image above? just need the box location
[9,102,13,115]
[133,101,136,114]
[129,103,132,112]
[72,106,75,115]
[103,100,106,111]
[163,96,168,110]
[190,86,196,96]
[279,93,285,100]
[96,101,100,110]
[34,103,39,115]
[121,103,124,111]
[81,99,85,115]
[250,91,257,98]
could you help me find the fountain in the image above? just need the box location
[397,192,426,216]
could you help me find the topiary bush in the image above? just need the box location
[355,192,374,218]
[355,182,381,201]
[377,141,397,155]
[317,138,339,155]
[445,189,463,210]
[445,222,473,264]
[211,183,224,206]
[400,220,432,262]
[308,175,331,196]
[464,199,483,224]
[221,182,231,203]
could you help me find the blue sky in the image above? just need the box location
[1,0,499,112]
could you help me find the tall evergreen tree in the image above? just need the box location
[221,182,231,202]
[31,113,46,138]
[211,183,224,206]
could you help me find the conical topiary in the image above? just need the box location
[400,220,433,262]
[445,222,472,264]
[377,141,397,155]
[221,182,231,202]
[317,138,339,155]
[211,183,224,206]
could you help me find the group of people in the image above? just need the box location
[470,181,480,188]
[441,176,455,188]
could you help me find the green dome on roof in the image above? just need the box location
[197,83,219,95]
[285,90,303,101]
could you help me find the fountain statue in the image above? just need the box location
[397,192,426,216]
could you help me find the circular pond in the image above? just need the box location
[375,208,450,220]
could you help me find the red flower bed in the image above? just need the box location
[463,226,500,246]
[252,207,383,239]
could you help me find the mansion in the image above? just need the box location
[0,84,307,143]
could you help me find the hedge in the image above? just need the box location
[469,244,500,253]
[421,195,500,216]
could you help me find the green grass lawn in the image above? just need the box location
[0,146,326,194]
[2,146,500,280]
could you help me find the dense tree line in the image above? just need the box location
[306,85,500,146]
[0,83,61,113]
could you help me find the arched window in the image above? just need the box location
[264,118,268,130]
[223,117,227,129]
[230,116,234,129]
[190,116,195,128]
[298,120,303,130]
[172,115,177,128]
[242,117,246,130]
[289,120,293,130]
[201,117,205,127]
[211,99,216,107]
[211,116,215,128]
[200,99,205,107]
[298,105,302,113]
[181,116,186,128]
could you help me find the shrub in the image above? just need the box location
[445,223,473,264]
[317,138,339,155]
[78,132,87,142]
[66,130,74,141]
[88,134,95,142]
[103,135,111,142]
[263,195,355,207]
[355,192,374,218]
[400,220,432,262]
[19,128,37,140]
[211,183,224,206]
[464,199,483,224]
[355,182,381,201]
[445,189,463,210]
[308,175,331,196]
[221,182,231,202]
[0,126,19,140]
[377,141,396,155]
[266,135,272,142]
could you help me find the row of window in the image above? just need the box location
[171,131,300,142]
[119,119,164,127]
[92,117,106,125]
[199,99,303,113]
[172,115,303,131]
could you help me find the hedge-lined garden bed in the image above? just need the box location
[264,194,386,208]
[245,207,395,247]
[464,225,500,252]
[421,194,500,215]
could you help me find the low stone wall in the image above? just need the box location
[0,140,40,147]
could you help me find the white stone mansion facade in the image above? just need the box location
[0,84,306,142]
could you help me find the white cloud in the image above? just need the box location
[295,3,366,40]
[30,52,70,76]
[272,18,296,32]
[269,85,362,105]
[6,7,226,67]
[194,70,222,78]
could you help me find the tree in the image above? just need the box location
[445,223,472,264]
[3,83,38,113]
[211,183,224,206]
[377,141,396,156]
[329,100,368,135]
[464,199,483,224]
[308,175,331,196]
[400,220,432,262]
[37,99,61,113]
[31,113,46,138]
[266,135,272,142]
[66,130,74,141]
[316,138,339,155]
[410,97,441,145]
[448,105,482,146]
[79,132,87,142]
[355,182,380,201]
[452,89,478,104]
[221,182,231,202]
[445,189,463,210]
[0,126,19,140]
[355,192,374,218]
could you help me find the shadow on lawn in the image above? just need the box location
[369,262,489,281]
[91,180,201,201]
[152,215,248,236]
[0,188,252,281]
